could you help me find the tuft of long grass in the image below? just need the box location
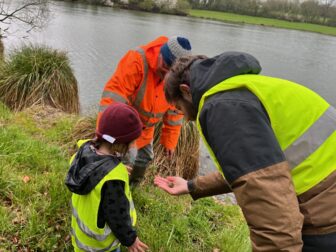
[149,120,200,181]
[0,44,79,113]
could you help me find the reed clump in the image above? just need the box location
[70,115,199,180]
[148,120,199,181]
[0,45,79,113]
[70,114,97,154]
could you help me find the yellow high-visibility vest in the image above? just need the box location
[70,140,136,251]
[196,74,336,195]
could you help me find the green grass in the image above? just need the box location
[131,187,250,252]
[190,10,336,36]
[0,105,250,251]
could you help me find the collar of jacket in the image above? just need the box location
[65,141,121,195]
[140,36,168,72]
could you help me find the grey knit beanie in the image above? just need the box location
[160,36,192,66]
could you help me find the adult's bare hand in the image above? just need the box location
[154,176,189,195]
[163,147,174,160]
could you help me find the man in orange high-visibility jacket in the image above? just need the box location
[98,36,192,184]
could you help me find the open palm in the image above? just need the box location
[154,176,189,195]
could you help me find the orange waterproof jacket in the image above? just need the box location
[98,36,184,150]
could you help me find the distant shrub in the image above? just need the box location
[327,17,336,27]
[0,45,79,113]
[139,0,155,11]
[175,0,191,15]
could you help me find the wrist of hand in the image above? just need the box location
[187,180,195,193]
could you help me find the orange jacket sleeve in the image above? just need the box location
[160,106,184,150]
[97,50,143,126]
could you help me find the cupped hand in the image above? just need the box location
[154,176,189,195]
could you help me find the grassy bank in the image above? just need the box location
[0,104,250,251]
[190,10,336,36]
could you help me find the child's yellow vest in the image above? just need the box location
[70,140,136,251]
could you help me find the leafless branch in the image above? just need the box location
[0,0,49,37]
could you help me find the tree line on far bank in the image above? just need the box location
[59,0,336,26]
[190,0,336,26]
[59,0,192,15]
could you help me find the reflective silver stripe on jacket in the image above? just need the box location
[143,121,157,128]
[72,205,111,241]
[71,228,119,252]
[138,106,165,119]
[284,106,336,169]
[133,48,148,108]
[101,91,128,103]
[165,118,183,126]
[99,91,128,112]
[129,200,135,211]
[129,200,135,224]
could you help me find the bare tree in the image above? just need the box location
[320,0,335,24]
[0,0,49,37]
[301,0,320,23]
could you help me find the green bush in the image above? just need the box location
[139,0,155,11]
[0,45,79,113]
[175,0,191,15]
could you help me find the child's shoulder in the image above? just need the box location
[76,139,91,148]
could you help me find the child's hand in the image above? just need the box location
[127,237,148,252]
[125,165,133,176]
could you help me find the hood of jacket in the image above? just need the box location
[141,36,168,72]
[65,141,121,195]
[190,51,262,109]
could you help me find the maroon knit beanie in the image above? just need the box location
[96,103,142,144]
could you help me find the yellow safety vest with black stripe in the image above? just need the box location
[196,74,336,195]
[70,141,137,252]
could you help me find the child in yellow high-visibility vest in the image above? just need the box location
[66,103,148,252]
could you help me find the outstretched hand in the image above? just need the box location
[154,176,189,196]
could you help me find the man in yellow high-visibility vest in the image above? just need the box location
[155,52,336,251]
